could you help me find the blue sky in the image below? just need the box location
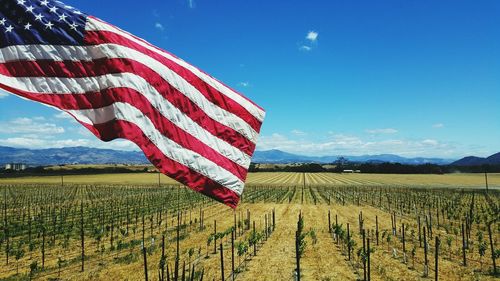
[0,0,499,159]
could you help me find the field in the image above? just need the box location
[0,172,498,281]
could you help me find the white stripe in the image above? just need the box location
[86,17,266,122]
[0,44,259,144]
[0,72,251,168]
[68,102,244,195]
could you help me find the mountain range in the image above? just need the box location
[252,149,455,165]
[0,146,498,166]
[0,146,451,166]
[0,146,148,166]
[450,152,500,166]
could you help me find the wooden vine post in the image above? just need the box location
[231,229,235,280]
[143,244,149,281]
[362,229,367,281]
[461,223,467,266]
[402,223,406,263]
[367,238,371,281]
[220,242,225,281]
[435,236,440,281]
[80,202,85,272]
[347,223,351,261]
[487,223,497,274]
[423,226,428,277]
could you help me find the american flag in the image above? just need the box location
[0,0,265,208]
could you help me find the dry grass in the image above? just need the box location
[0,173,498,281]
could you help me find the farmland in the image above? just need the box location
[0,173,498,280]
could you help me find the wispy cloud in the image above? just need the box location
[187,0,196,8]
[256,133,462,158]
[432,123,444,128]
[299,45,312,52]
[306,31,318,42]
[291,130,307,136]
[0,137,139,151]
[299,30,319,51]
[365,128,398,134]
[0,118,65,135]
[155,22,165,32]
[238,82,250,87]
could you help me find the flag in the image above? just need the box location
[0,0,265,208]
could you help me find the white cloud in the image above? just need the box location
[299,45,312,52]
[0,136,139,151]
[188,0,195,8]
[306,31,318,42]
[421,139,439,146]
[365,128,398,134]
[432,123,444,128]
[256,133,461,158]
[155,22,165,31]
[299,31,318,51]
[238,82,250,87]
[0,118,65,135]
[291,130,307,136]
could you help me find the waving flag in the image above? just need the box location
[0,0,265,208]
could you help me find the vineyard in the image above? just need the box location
[0,172,498,280]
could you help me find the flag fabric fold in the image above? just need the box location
[0,0,265,208]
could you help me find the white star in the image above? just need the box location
[69,22,78,30]
[35,13,44,21]
[49,6,58,13]
[45,21,53,29]
[26,5,35,13]
[0,18,6,26]
[5,25,14,33]
[58,14,67,22]
[17,0,26,5]
[24,22,32,30]
[40,0,49,6]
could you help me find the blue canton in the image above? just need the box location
[0,0,87,48]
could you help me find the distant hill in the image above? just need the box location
[452,152,500,166]
[252,149,454,165]
[0,146,148,166]
[0,146,460,167]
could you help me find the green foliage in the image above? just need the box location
[207,234,214,246]
[411,245,417,257]
[237,241,248,257]
[478,241,487,257]
[309,228,317,245]
[445,236,452,248]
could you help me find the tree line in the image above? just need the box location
[249,162,500,174]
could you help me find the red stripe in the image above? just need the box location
[83,30,263,133]
[81,119,240,208]
[0,58,256,156]
[89,16,265,112]
[0,83,248,181]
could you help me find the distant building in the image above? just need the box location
[5,163,27,171]
[342,169,361,173]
